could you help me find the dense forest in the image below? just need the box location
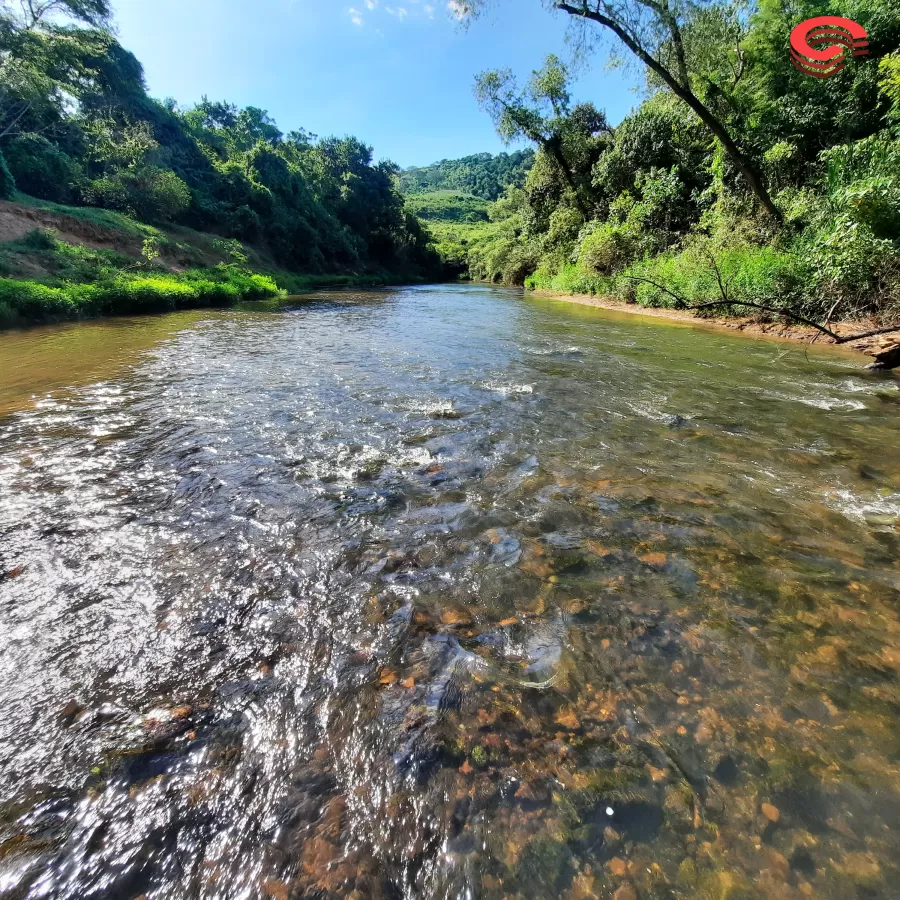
[0,0,439,323]
[400,150,534,200]
[441,0,900,335]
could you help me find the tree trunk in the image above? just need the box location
[544,135,590,217]
[555,1,782,221]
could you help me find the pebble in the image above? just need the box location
[613,886,637,900]
[761,802,780,823]
[609,857,627,877]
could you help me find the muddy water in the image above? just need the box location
[0,284,899,900]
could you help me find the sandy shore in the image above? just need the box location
[528,290,900,369]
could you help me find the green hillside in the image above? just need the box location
[399,151,534,200]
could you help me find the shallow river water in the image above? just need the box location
[1,284,899,900]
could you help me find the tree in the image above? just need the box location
[0,0,111,30]
[458,0,782,220]
[475,55,610,217]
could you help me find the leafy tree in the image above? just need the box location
[459,0,784,218]
[475,55,610,216]
[4,132,81,200]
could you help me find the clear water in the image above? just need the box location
[0,284,898,899]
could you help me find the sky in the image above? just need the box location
[112,0,642,169]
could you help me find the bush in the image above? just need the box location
[525,262,611,296]
[0,150,14,201]
[4,135,82,203]
[576,222,640,275]
[801,217,897,315]
[0,267,280,324]
[0,279,77,320]
[87,166,192,223]
[619,242,807,314]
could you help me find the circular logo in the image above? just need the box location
[790,16,869,79]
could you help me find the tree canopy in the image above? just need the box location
[0,1,438,278]
[446,0,900,330]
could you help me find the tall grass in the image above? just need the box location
[0,268,280,326]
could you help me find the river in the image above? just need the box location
[0,284,899,899]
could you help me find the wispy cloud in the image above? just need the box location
[348,0,440,28]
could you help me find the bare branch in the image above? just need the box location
[834,325,900,344]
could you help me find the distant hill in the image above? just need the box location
[403,191,490,224]
[400,151,534,201]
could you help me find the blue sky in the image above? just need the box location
[113,0,641,169]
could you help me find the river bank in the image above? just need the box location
[530,289,900,369]
[0,198,430,327]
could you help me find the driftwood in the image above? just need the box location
[623,261,900,370]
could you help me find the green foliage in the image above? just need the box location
[399,151,534,200]
[87,166,192,223]
[0,0,440,313]
[0,267,279,326]
[577,221,641,276]
[460,0,900,325]
[620,242,807,313]
[403,191,490,224]
[3,135,82,203]
[882,52,900,122]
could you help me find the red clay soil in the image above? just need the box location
[0,201,134,252]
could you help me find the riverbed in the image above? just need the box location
[1,284,899,899]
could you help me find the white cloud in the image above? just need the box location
[350,0,439,27]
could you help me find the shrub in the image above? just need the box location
[4,135,82,203]
[619,242,807,314]
[0,279,76,320]
[87,166,192,223]
[800,216,897,315]
[576,222,640,275]
[525,262,611,296]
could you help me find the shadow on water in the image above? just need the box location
[0,283,898,899]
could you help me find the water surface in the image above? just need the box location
[1,285,899,899]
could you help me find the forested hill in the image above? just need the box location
[0,0,440,325]
[399,151,534,200]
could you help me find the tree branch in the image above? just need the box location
[554,0,782,220]
[623,274,900,348]
[834,325,900,344]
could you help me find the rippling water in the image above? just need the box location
[0,285,899,899]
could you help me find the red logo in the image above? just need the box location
[790,16,868,78]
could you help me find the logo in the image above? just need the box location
[790,16,868,78]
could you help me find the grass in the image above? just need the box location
[0,225,422,326]
[0,221,280,325]
[526,241,813,322]
[0,267,280,326]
